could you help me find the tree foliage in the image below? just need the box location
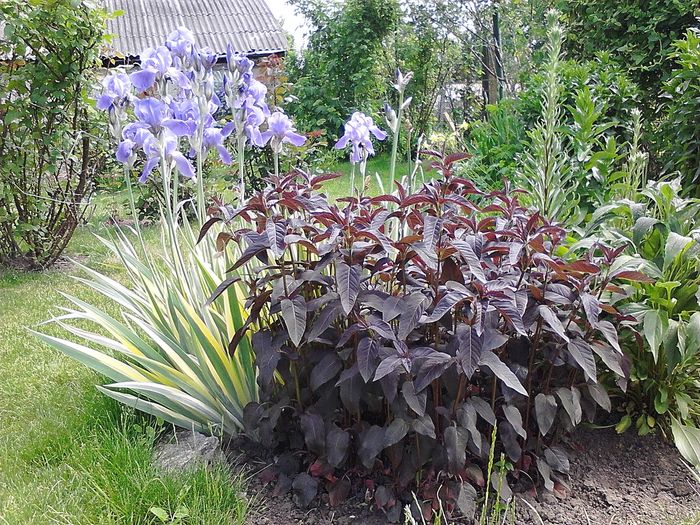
[288,0,400,133]
[561,0,697,108]
[0,0,105,269]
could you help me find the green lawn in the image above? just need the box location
[0,226,247,525]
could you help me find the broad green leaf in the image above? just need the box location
[644,310,668,363]
[671,419,700,466]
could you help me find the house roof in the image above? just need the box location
[102,0,288,60]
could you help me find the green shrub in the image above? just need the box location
[561,0,697,109]
[0,0,106,269]
[211,156,631,518]
[587,179,700,463]
[658,28,700,190]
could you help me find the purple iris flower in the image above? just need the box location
[165,27,196,58]
[197,46,218,71]
[335,112,387,163]
[96,73,132,112]
[261,111,306,153]
[139,130,196,182]
[202,123,234,164]
[116,126,153,166]
[132,97,193,137]
[130,46,191,93]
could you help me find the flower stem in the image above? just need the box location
[389,90,404,185]
[237,134,246,201]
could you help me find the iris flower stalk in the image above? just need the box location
[387,69,413,187]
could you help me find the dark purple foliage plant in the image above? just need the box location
[206,152,637,520]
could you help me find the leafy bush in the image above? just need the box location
[460,100,525,191]
[211,153,631,517]
[0,0,105,269]
[588,179,700,462]
[561,0,697,108]
[658,28,700,189]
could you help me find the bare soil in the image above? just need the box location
[229,427,700,525]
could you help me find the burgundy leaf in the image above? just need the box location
[196,216,222,244]
[265,217,286,258]
[580,293,601,326]
[402,380,426,416]
[444,425,469,473]
[306,301,341,342]
[413,352,453,392]
[470,396,496,426]
[326,425,350,467]
[281,295,307,347]
[567,337,597,383]
[292,473,318,508]
[310,353,342,391]
[359,425,385,469]
[374,354,404,381]
[337,262,360,314]
[479,350,527,396]
[539,305,570,342]
[535,393,557,436]
[357,337,379,382]
[452,239,486,282]
[300,412,325,456]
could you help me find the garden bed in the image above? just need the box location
[234,427,699,525]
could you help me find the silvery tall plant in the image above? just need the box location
[35,28,306,436]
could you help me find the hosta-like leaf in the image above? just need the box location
[479,351,527,396]
[535,393,557,436]
[537,458,555,491]
[470,396,496,426]
[499,420,522,462]
[671,418,700,466]
[544,446,570,473]
[567,337,597,383]
[456,482,477,520]
[412,414,436,438]
[644,310,668,363]
[292,473,318,509]
[336,262,361,315]
[281,295,307,347]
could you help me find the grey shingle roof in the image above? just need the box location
[102,0,288,59]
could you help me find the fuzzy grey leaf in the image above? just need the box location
[358,425,385,469]
[587,383,611,412]
[384,418,409,448]
[444,426,469,473]
[402,380,426,417]
[326,425,350,467]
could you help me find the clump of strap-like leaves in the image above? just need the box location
[210,153,633,520]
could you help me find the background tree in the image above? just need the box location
[287,0,400,133]
[0,0,106,269]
